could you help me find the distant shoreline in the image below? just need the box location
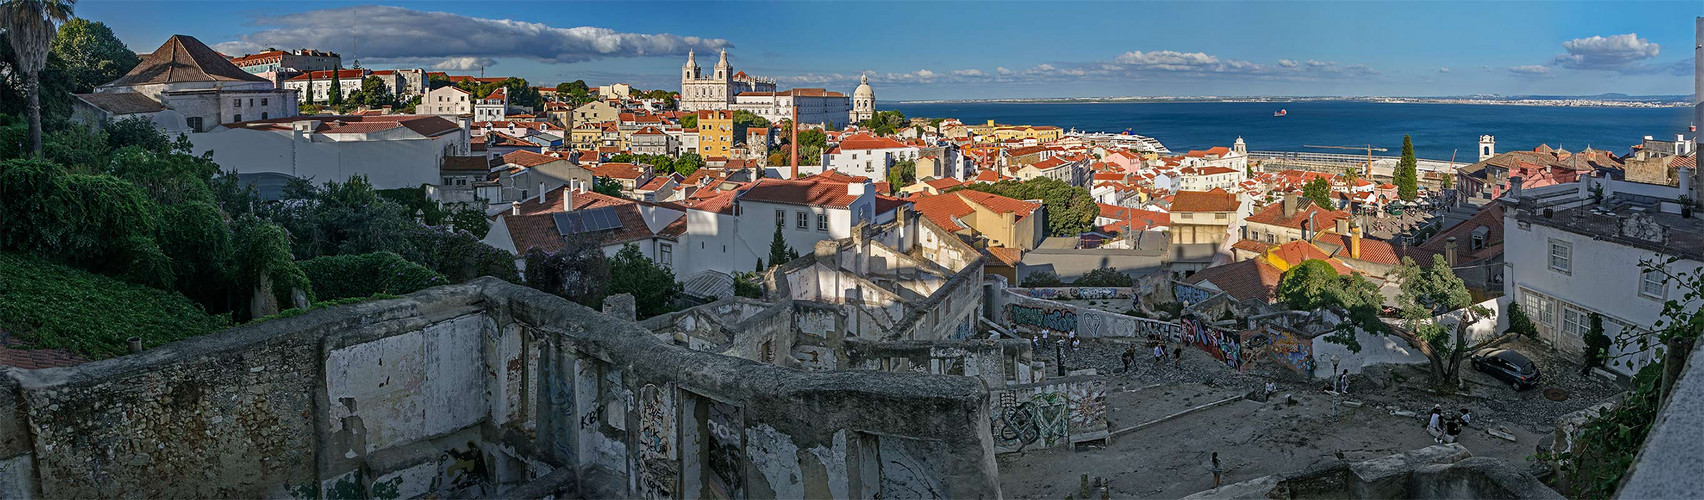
[893,96,1689,109]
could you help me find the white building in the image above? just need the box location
[194,115,469,190]
[1503,172,1700,376]
[732,89,852,129]
[1176,166,1245,192]
[674,176,897,277]
[679,50,776,112]
[851,74,875,123]
[820,134,920,179]
[72,35,298,134]
[418,86,472,116]
[474,88,509,122]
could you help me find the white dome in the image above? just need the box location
[854,74,874,99]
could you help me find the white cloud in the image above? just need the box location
[996,66,1012,75]
[951,69,986,77]
[1278,59,1299,68]
[1552,33,1659,71]
[1438,67,1451,73]
[430,57,496,71]
[1508,65,1553,77]
[212,5,729,66]
[778,49,1380,89]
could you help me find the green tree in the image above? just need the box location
[427,72,452,90]
[886,159,916,190]
[859,110,907,135]
[1074,267,1133,287]
[768,220,790,268]
[733,271,762,298]
[1388,255,1505,388]
[1302,177,1333,209]
[230,214,311,321]
[1276,259,1385,349]
[607,243,682,318]
[555,79,590,103]
[1582,312,1610,374]
[957,177,1096,236]
[523,231,610,309]
[345,76,397,109]
[1,0,75,156]
[680,114,697,129]
[326,67,343,106]
[1396,134,1418,201]
[1020,271,1063,287]
[300,251,445,301]
[593,176,623,197]
[673,152,703,177]
[48,18,135,94]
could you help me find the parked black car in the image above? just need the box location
[1471,349,1541,390]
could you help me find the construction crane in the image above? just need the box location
[1303,144,1389,177]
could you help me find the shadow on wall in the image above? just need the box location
[0,278,1001,499]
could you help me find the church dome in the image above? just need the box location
[854,74,874,99]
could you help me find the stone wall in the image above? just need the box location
[0,279,1001,499]
[1183,444,1559,499]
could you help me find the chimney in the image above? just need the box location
[1334,217,1349,235]
[1679,166,1694,200]
[510,201,519,216]
[1508,176,1523,199]
[1350,224,1363,260]
[538,182,547,202]
[847,179,870,197]
[1283,192,1298,217]
[563,184,574,211]
[1445,237,1459,266]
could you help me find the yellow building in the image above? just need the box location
[993,125,1064,143]
[570,124,603,151]
[697,110,734,157]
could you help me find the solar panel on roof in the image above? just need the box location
[552,206,622,235]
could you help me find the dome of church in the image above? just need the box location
[854,74,874,99]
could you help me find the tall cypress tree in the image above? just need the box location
[769,221,790,268]
[1397,134,1418,201]
[327,67,343,106]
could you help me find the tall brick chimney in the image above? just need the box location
[790,105,800,180]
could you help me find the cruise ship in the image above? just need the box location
[1067,130,1172,154]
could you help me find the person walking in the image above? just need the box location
[1336,370,1350,394]
[1121,345,1136,373]
[1173,346,1183,368]
[1210,452,1223,488]
[1153,344,1165,365]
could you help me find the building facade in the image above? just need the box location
[76,35,298,134]
[679,50,776,112]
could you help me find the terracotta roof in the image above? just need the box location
[838,134,912,151]
[956,190,1041,219]
[923,177,963,190]
[502,187,680,254]
[985,246,1024,267]
[1418,203,1505,263]
[1314,232,1434,268]
[1232,239,1271,254]
[1265,241,1354,274]
[503,150,569,168]
[1246,198,1350,230]
[590,162,646,180]
[738,178,862,208]
[1170,189,1239,213]
[1184,258,1283,303]
[442,155,496,173]
[909,193,974,231]
[874,195,910,215]
[286,69,367,81]
[108,35,268,86]
[228,115,461,137]
[809,170,869,183]
[637,177,672,191]
[73,92,165,115]
[1097,204,1169,231]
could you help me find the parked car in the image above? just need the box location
[1471,348,1541,390]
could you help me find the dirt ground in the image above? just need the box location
[996,339,1622,499]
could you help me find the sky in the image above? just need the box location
[81,0,1704,101]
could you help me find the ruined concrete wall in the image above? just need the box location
[987,377,1109,454]
[0,279,1003,499]
[846,339,1034,389]
[1183,444,1560,500]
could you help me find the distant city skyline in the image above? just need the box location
[83,0,1703,100]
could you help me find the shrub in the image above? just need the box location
[1506,302,1537,338]
[0,252,227,359]
[1021,271,1063,287]
[1074,267,1134,287]
[300,251,448,301]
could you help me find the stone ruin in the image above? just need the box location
[0,278,1001,498]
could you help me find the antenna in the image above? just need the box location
[351,34,359,69]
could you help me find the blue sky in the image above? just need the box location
[82,0,1702,100]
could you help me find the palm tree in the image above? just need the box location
[1,0,74,157]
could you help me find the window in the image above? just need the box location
[247,98,254,107]
[1641,270,1666,299]
[776,209,785,227]
[817,214,828,231]
[261,98,268,106]
[1216,212,1227,220]
[1562,307,1586,340]
[233,99,241,107]
[659,243,672,267]
[261,112,268,120]
[233,114,242,122]
[1547,239,1571,274]
[796,211,808,229]
[186,117,203,132]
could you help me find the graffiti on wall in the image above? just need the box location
[1240,328,1315,374]
[1172,282,1215,305]
[952,317,974,340]
[706,400,744,500]
[1131,316,1183,341]
[636,384,678,500]
[1008,304,1078,334]
[989,383,1101,453]
[1181,317,1242,369]
[1066,384,1108,440]
[1077,287,1119,300]
[1009,287,1135,300]
[435,442,489,496]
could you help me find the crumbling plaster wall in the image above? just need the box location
[0,278,1002,499]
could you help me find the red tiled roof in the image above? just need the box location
[1184,258,1283,303]
[986,246,1024,267]
[923,177,963,190]
[956,190,1041,219]
[590,162,646,180]
[838,133,911,151]
[286,69,368,80]
[1246,198,1350,230]
[503,150,569,168]
[502,187,678,254]
[1170,189,1239,213]
[1266,241,1354,274]
[228,115,461,137]
[738,178,862,208]
[0,336,86,369]
[1232,239,1271,254]
[874,195,910,215]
